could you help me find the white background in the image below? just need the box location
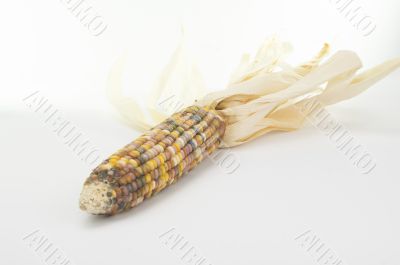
[1,0,400,264]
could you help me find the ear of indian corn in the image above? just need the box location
[79,106,226,215]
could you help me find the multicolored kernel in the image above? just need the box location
[84,106,225,215]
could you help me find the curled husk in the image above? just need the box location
[107,36,400,147]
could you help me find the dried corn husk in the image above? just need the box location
[107,36,400,147]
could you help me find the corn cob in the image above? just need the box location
[79,105,225,215]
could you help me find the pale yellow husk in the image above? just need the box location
[107,37,400,147]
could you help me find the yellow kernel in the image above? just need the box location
[161,174,169,182]
[142,144,151,150]
[99,164,112,170]
[128,159,138,167]
[129,150,140,158]
[158,154,165,164]
[173,143,181,151]
[145,174,151,183]
[178,163,184,173]
[159,165,166,175]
